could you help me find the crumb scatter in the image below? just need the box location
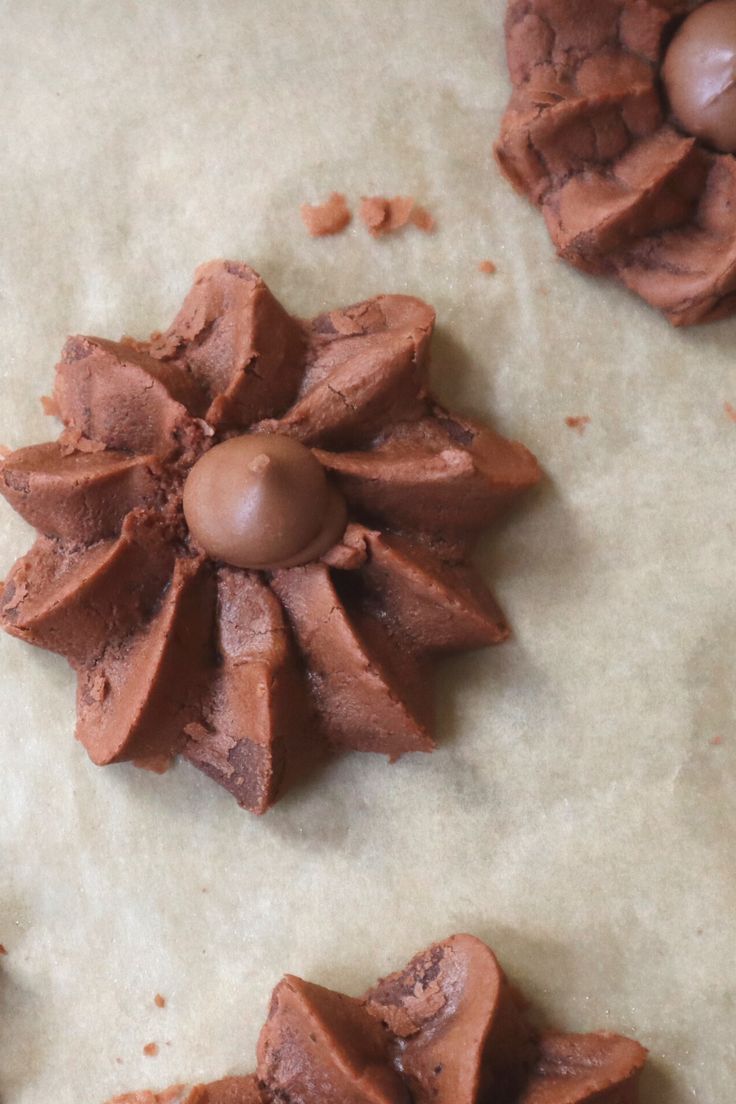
[360,195,434,237]
[300,193,351,237]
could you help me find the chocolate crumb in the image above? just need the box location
[59,427,107,456]
[143,1043,159,1057]
[710,735,724,746]
[360,195,434,237]
[183,721,211,742]
[41,394,61,418]
[154,994,167,1008]
[88,671,109,703]
[4,578,28,612]
[300,193,351,237]
[410,205,436,233]
[724,402,736,422]
[478,260,497,275]
[0,944,7,955]
[565,416,591,435]
[360,196,401,236]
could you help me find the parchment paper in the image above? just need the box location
[0,1,734,1101]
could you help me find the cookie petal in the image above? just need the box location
[519,1031,648,1104]
[0,510,175,667]
[351,528,508,653]
[318,414,540,550]
[76,556,214,765]
[364,934,533,1104]
[271,563,434,758]
[257,975,406,1104]
[0,442,161,542]
[150,260,306,429]
[183,569,313,814]
[55,336,205,456]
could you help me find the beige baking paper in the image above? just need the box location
[0,1,734,1100]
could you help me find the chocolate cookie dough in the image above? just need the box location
[0,261,540,813]
[107,935,648,1104]
[496,0,736,325]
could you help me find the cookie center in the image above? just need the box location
[183,434,347,570]
[663,0,736,153]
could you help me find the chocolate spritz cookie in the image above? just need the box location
[0,261,540,812]
[107,934,648,1104]
[496,0,736,325]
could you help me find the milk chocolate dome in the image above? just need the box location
[0,261,540,813]
[106,935,648,1104]
[496,0,736,326]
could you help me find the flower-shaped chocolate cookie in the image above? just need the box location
[496,0,736,325]
[0,261,539,812]
[107,935,648,1104]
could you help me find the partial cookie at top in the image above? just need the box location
[496,0,736,326]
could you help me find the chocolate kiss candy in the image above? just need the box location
[183,434,347,569]
[663,0,736,153]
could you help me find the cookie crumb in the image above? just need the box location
[724,401,736,422]
[300,193,351,237]
[360,195,433,237]
[143,1042,159,1057]
[183,722,210,742]
[88,671,109,704]
[41,395,61,418]
[3,578,28,613]
[0,944,7,955]
[59,428,106,456]
[410,204,436,233]
[478,260,497,275]
[565,416,591,434]
[154,993,166,1008]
